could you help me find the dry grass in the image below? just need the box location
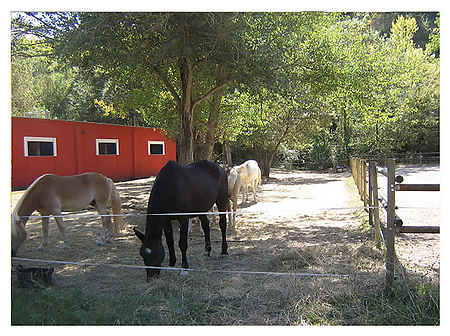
[11,170,439,325]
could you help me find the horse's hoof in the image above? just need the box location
[38,246,44,251]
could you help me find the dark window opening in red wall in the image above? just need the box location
[24,137,57,157]
[148,141,165,155]
[99,142,117,155]
[96,139,119,155]
[27,141,54,156]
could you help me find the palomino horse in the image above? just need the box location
[11,172,123,256]
[134,160,229,281]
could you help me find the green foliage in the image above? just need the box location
[11,12,439,168]
[11,54,39,116]
[426,14,440,56]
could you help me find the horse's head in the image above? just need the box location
[11,213,27,257]
[133,227,165,281]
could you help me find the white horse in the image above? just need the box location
[227,160,262,228]
[227,167,242,227]
[235,160,261,203]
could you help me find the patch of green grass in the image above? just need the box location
[11,270,439,325]
[361,281,440,325]
[11,276,239,325]
[11,287,157,325]
[285,279,439,326]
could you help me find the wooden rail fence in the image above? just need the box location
[349,157,440,290]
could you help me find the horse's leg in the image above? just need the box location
[38,217,50,251]
[232,198,237,228]
[188,218,193,234]
[54,216,68,248]
[96,204,113,245]
[218,212,229,255]
[252,180,257,202]
[110,184,123,235]
[178,217,190,269]
[243,184,249,203]
[227,198,235,229]
[199,215,211,256]
[240,185,245,205]
[215,198,229,256]
[163,219,176,266]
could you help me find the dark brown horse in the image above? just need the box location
[134,160,229,281]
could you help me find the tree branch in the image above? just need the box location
[192,78,233,109]
[150,65,181,105]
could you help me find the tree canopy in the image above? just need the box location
[11,11,440,172]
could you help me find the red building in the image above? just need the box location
[11,117,176,188]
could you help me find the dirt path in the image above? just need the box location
[11,168,439,293]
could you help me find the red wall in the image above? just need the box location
[11,117,176,188]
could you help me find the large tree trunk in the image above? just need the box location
[258,150,275,178]
[205,93,224,160]
[178,56,195,166]
[204,65,227,160]
[175,59,232,165]
[223,142,232,167]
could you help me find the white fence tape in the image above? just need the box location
[16,205,438,221]
[17,206,384,220]
[12,257,350,278]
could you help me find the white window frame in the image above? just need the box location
[148,141,165,155]
[24,136,57,157]
[96,138,119,156]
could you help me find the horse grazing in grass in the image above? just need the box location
[11,172,123,256]
[134,160,229,281]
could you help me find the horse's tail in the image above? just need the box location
[108,179,124,234]
[233,173,242,201]
[11,213,27,256]
[258,167,262,187]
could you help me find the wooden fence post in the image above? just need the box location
[368,161,373,227]
[362,160,367,208]
[359,159,364,200]
[369,161,381,245]
[385,158,397,290]
[350,158,355,181]
[356,158,363,201]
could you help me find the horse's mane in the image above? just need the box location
[186,160,222,180]
[12,174,48,220]
[152,161,181,189]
